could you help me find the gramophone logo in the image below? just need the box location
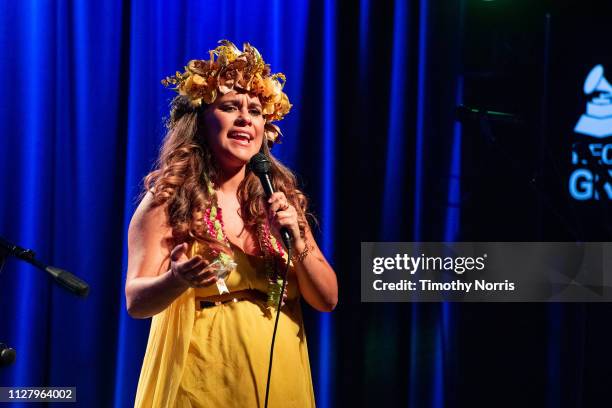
[574,64,612,137]
[569,64,612,200]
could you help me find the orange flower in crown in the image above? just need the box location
[161,40,292,145]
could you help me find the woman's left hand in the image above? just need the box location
[268,192,304,250]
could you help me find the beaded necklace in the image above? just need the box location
[256,222,287,309]
[203,183,287,309]
[202,203,235,295]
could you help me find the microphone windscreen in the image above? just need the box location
[249,153,271,175]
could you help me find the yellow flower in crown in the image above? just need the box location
[161,40,292,145]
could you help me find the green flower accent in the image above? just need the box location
[267,278,285,309]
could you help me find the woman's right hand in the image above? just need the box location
[170,243,219,288]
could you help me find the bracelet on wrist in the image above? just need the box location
[291,242,310,264]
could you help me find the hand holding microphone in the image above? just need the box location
[249,153,296,250]
[266,192,303,250]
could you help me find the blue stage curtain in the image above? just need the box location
[0,1,462,407]
[0,1,328,406]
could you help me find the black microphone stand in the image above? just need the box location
[0,246,16,367]
[456,105,584,240]
[0,236,90,297]
[0,236,91,367]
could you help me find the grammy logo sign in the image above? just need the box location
[569,64,612,200]
[574,64,612,138]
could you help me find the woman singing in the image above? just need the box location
[125,40,337,407]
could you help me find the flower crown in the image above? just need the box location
[161,40,292,145]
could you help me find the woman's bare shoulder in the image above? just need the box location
[129,192,173,244]
[127,192,175,280]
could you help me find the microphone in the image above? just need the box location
[455,104,524,125]
[249,153,292,250]
[44,266,90,297]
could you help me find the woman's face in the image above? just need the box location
[203,91,265,172]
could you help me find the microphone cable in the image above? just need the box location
[263,246,291,408]
[248,152,294,407]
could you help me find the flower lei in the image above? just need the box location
[203,182,288,309]
[256,223,288,309]
[202,183,237,295]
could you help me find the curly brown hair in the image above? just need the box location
[143,95,309,255]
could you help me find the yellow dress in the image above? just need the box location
[134,243,316,408]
